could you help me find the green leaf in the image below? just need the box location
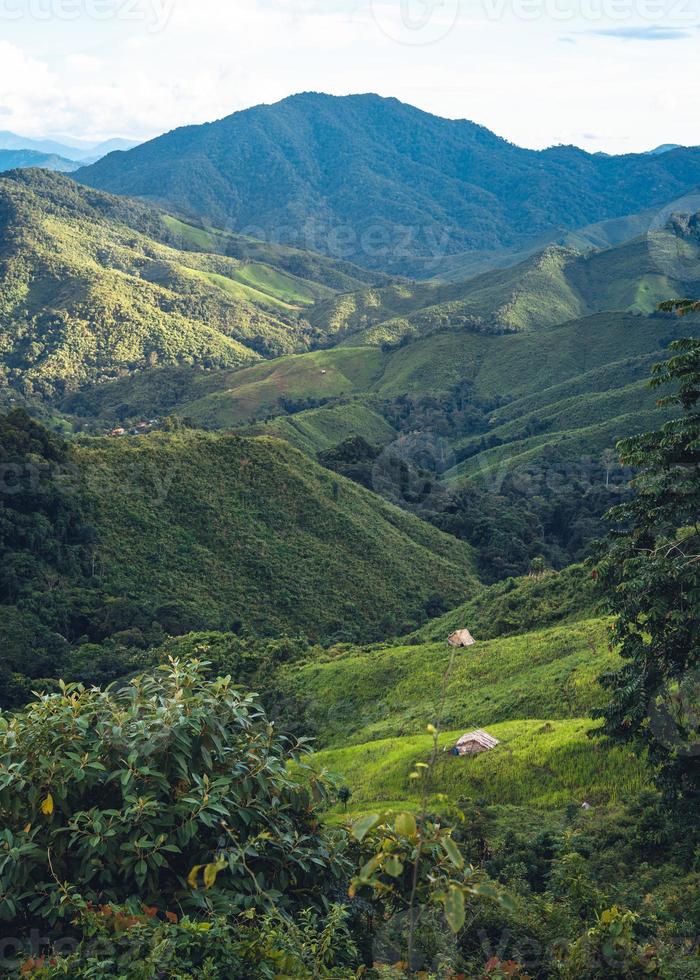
[203,858,227,889]
[441,835,464,870]
[395,812,417,839]
[384,855,403,878]
[350,813,380,842]
[444,886,465,933]
[470,881,501,901]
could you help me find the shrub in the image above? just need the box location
[13,901,361,979]
[557,906,660,978]
[0,660,350,932]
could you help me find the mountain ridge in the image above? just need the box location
[77,92,700,274]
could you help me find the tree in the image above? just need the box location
[0,659,349,927]
[337,785,352,811]
[658,299,700,316]
[594,337,700,804]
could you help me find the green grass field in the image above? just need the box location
[276,616,615,747]
[312,718,649,811]
[254,401,397,454]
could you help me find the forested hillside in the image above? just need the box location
[0,170,384,401]
[0,410,479,706]
[0,88,699,977]
[77,93,700,273]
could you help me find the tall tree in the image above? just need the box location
[595,335,700,804]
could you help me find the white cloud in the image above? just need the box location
[0,0,697,149]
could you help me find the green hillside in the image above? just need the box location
[73,311,690,507]
[0,170,382,402]
[432,200,667,282]
[159,214,391,292]
[274,615,613,748]
[78,427,479,640]
[410,564,596,642]
[71,309,683,425]
[312,719,649,811]
[317,234,700,347]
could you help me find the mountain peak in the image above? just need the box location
[76,94,700,275]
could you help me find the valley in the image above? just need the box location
[0,91,699,978]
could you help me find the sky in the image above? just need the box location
[0,0,698,153]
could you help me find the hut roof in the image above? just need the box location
[448,629,476,647]
[455,729,500,750]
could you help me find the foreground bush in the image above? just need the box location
[0,659,349,931]
[12,902,361,979]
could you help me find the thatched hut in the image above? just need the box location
[451,729,499,756]
[447,629,476,648]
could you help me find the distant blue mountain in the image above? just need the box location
[0,131,140,165]
[645,144,683,155]
[0,149,80,174]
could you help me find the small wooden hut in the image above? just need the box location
[452,729,499,756]
[447,629,476,648]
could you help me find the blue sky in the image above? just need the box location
[0,0,698,152]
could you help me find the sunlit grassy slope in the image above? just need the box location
[75,309,683,428]
[277,616,614,747]
[254,402,396,454]
[312,719,649,810]
[276,566,646,812]
[313,234,700,346]
[0,170,385,399]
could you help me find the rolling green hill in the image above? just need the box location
[77,427,479,641]
[277,616,614,748]
[72,310,691,489]
[258,570,647,811]
[315,232,700,347]
[0,170,384,402]
[410,564,596,643]
[76,92,700,274]
[432,200,673,282]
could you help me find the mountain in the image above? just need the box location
[0,131,140,163]
[80,137,141,161]
[0,130,83,159]
[76,93,700,274]
[306,224,700,346]
[57,211,699,486]
[0,149,79,174]
[0,169,385,400]
[646,143,683,155]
